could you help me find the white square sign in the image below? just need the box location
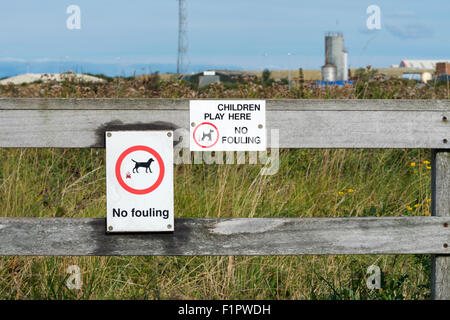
[106,131,174,233]
[190,100,266,151]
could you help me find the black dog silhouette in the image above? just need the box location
[132,158,154,173]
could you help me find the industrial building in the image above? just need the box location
[399,60,450,69]
[181,70,256,88]
[400,62,450,83]
[401,72,432,83]
[436,62,450,75]
[321,32,349,82]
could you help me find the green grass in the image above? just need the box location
[0,148,433,299]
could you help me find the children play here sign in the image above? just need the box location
[190,100,266,151]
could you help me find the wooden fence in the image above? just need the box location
[0,98,448,299]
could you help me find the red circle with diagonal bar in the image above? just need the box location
[193,122,219,148]
[115,145,165,195]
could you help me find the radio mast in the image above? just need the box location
[177,0,188,75]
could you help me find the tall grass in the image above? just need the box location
[0,148,433,299]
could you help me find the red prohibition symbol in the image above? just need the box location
[193,122,219,148]
[115,145,165,195]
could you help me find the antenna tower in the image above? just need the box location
[177,0,188,75]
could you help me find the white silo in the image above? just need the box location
[322,32,348,81]
[342,50,348,81]
[321,64,337,82]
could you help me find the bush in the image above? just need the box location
[262,69,271,84]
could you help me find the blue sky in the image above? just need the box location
[0,0,448,70]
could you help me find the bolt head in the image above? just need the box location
[108,226,113,231]
[167,132,172,137]
[167,224,172,229]
[191,122,196,127]
[107,133,112,138]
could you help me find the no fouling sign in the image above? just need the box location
[106,131,174,232]
[190,100,266,151]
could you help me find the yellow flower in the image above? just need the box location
[414,170,418,174]
[414,204,420,208]
[348,189,355,193]
[376,214,380,217]
[424,211,430,216]
[338,191,345,195]
[427,199,431,203]
[423,160,430,164]
[410,162,416,167]
[426,166,431,170]
[407,206,413,211]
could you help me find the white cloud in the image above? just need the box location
[385,23,434,40]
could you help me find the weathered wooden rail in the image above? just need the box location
[0,98,449,148]
[0,217,448,256]
[0,98,449,299]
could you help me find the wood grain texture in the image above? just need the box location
[0,99,449,148]
[431,150,450,300]
[0,217,448,256]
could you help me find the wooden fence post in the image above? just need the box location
[431,149,450,300]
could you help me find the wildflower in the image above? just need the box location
[407,206,413,211]
[427,199,431,203]
[423,160,430,165]
[426,166,431,170]
[424,211,430,216]
[414,204,420,208]
[338,191,345,195]
[376,214,380,217]
[348,189,355,193]
[410,162,416,167]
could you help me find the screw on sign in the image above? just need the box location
[106,131,174,233]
